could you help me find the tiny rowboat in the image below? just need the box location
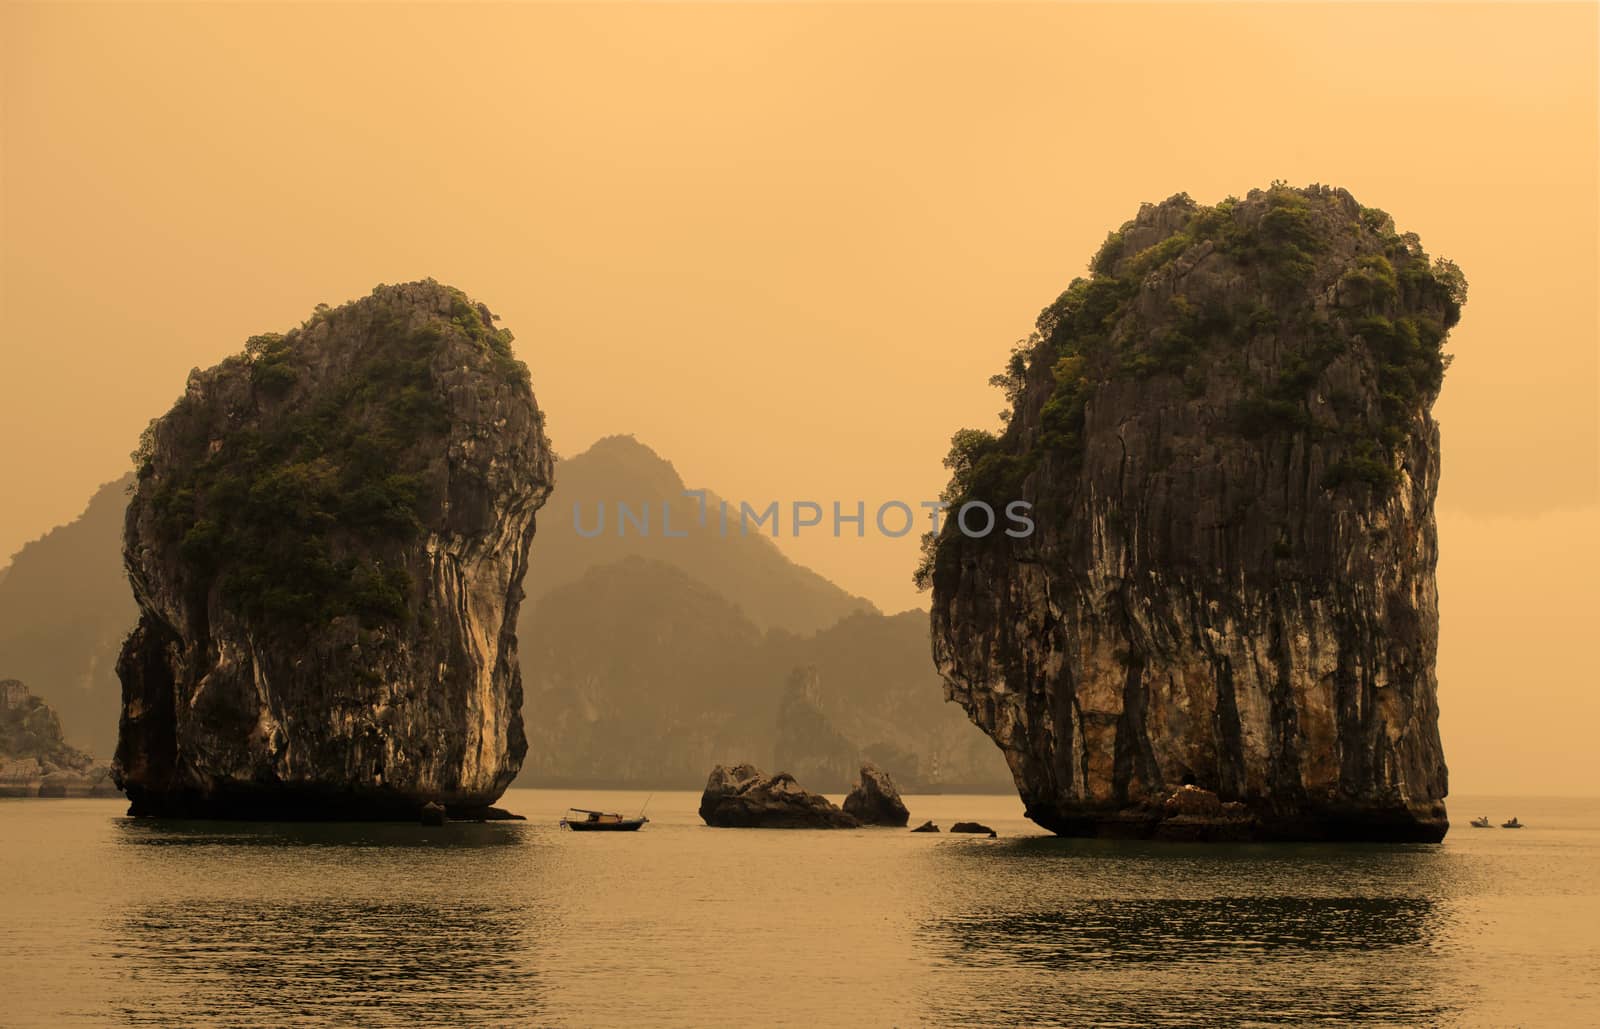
[560,807,649,832]
[1501,817,1523,829]
[1470,816,1491,828]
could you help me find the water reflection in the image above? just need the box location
[103,817,546,1025]
[111,817,530,850]
[111,899,540,1026]
[918,838,1457,1025]
[936,895,1440,965]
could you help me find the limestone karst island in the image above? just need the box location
[115,282,552,819]
[925,184,1463,843]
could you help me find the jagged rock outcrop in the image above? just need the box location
[698,763,859,828]
[927,185,1465,842]
[113,281,551,819]
[842,761,910,826]
[910,820,940,833]
[0,679,117,797]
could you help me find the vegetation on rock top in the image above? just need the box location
[915,182,1466,589]
[132,281,535,632]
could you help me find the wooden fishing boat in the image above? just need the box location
[1501,817,1523,829]
[560,807,649,831]
[1470,816,1492,828]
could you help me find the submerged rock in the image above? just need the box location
[698,763,859,828]
[842,761,910,826]
[113,281,552,820]
[927,185,1465,842]
[910,820,940,833]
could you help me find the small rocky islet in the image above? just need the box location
[698,763,860,828]
[698,761,991,833]
[842,760,910,826]
[113,281,551,820]
[925,184,1465,842]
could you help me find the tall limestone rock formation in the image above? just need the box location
[925,185,1466,841]
[114,281,552,818]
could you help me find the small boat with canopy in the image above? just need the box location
[560,807,649,831]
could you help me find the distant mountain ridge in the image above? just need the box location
[524,435,878,635]
[0,476,136,758]
[0,437,1010,791]
[517,554,1011,791]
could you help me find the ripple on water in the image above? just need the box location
[107,899,542,1025]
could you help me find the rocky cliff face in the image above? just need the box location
[927,185,1465,841]
[114,281,551,818]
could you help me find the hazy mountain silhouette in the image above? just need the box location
[0,476,136,758]
[524,435,877,635]
[518,556,781,786]
[0,439,1009,791]
[762,610,1011,790]
[517,556,1012,791]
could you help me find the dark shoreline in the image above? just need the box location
[119,782,526,822]
[1026,801,1450,843]
[513,778,1019,795]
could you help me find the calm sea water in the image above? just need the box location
[2,789,1596,1027]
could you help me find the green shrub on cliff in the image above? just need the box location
[917,183,1467,589]
[134,283,532,632]
[912,427,1033,590]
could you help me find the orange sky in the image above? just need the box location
[2,2,1597,793]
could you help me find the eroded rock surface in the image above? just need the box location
[698,763,859,828]
[927,185,1463,842]
[842,761,910,826]
[113,281,551,819]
